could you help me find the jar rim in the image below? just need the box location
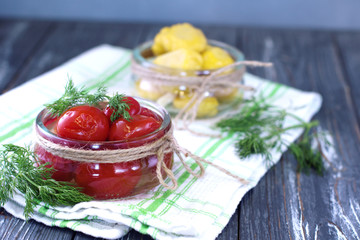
[35,97,172,148]
[132,39,245,75]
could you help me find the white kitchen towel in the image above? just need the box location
[0,44,322,240]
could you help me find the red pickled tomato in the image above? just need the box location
[75,161,142,199]
[108,115,161,141]
[103,96,140,121]
[57,105,109,141]
[124,96,141,115]
[35,145,77,182]
[139,107,161,121]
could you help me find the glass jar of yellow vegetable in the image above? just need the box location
[131,23,246,118]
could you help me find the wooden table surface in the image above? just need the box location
[0,19,360,240]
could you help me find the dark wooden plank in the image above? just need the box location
[199,24,237,45]
[334,31,360,137]
[216,206,239,240]
[294,31,360,239]
[0,19,53,94]
[239,166,283,240]
[3,21,148,92]
[0,207,74,240]
[235,28,360,239]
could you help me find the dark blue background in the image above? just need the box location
[0,0,359,30]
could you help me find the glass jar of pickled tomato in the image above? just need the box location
[34,98,173,200]
[132,40,246,118]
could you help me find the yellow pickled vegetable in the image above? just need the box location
[153,49,203,70]
[135,80,174,100]
[173,94,219,118]
[202,46,234,69]
[152,23,207,55]
[152,27,171,56]
[142,23,241,118]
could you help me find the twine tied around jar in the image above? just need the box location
[35,125,249,190]
[131,57,272,133]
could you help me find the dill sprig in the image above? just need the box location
[107,93,131,122]
[0,144,93,219]
[216,98,324,174]
[45,79,107,117]
[45,79,131,121]
[289,129,324,175]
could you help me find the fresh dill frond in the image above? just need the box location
[45,78,107,117]
[107,93,131,122]
[235,133,272,162]
[289,134,324,175]
[216,99,286,165]
[45,78,130,122]
[0,144,93,219]
[216,98,324,174]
